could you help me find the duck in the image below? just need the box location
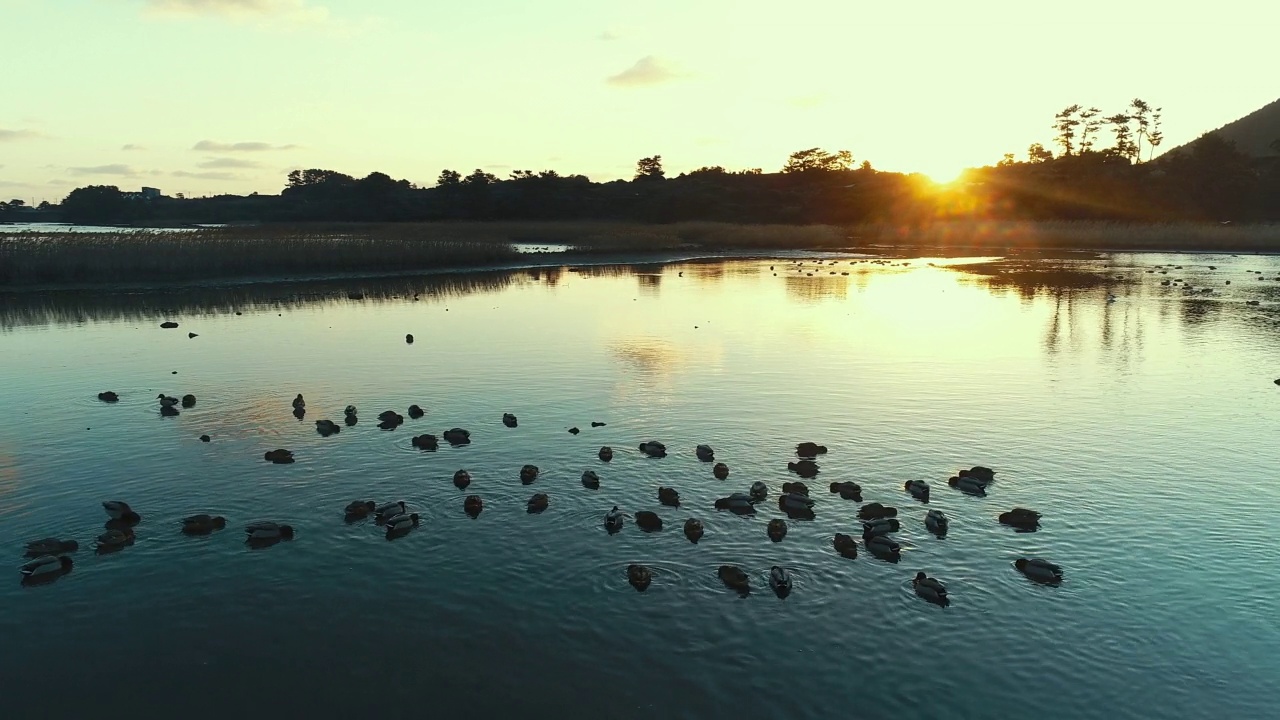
[781,481,810,496]
[833,533,859,559]
[796,441,828,457]
[862,518,900,536]
[767,518,788,542]
[315,419,341,436]
[384,513,420,535]
[407,404,425,419]
[913,572,948,605]
[102,501,141,523]
[634,511,663,531]
[1015,558,1063,583]
[683,518,704,542]
[24,538,79,557]
[157,394,180,407]
[581,470,601,489]
[999,508,1041,530]
[96,527,135,549]
[627,564,652,591]
[639,441,667,458]
[749,481,768,501]
[464,495,484,518]
[769,566,792,596]
[787,459,819,477]
[245,521,295,541]
[829,481,863,501]
[925,509,949,535]
[97,391,119,402]
[291,394,305,410]
[904,480,930,502]
[568,426,580,435]
[181,394,197,408]
[180,514,227,535]
[502,413,518,428]
[778,492,815,513]
[598,446,614,462]
[658,487,680,507]
[263,449,294,464]
[695,444,715,461]
[344,500,376,520]
[344,405,358,417]
[443,428,471,445]
[591,421,606,427]
[160,404,180,417]
[375,501,406,523]
[453,470,472,489]
[520,465,539,484]
[948,475,987,495]
[864,531,901,559]
[604,506,625,532]
[377,411,404,429]
[411,434,438,450]
[713,493,755,513]
[718,565,750,593]
[959,466,995,485]
[712,462,729,480]
[20,555,73,580]
[527,493,549,513]
[858,502,897,521]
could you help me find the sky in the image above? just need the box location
[2,0,1278,202]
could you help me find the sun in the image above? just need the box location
[921,165,967,185]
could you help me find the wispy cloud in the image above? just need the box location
[68,164,142,177]
[606,56,684,88]
[122,143,147,151]
[192,140,298,152]
[198,157,262,169]
[0,129,44,142]
[139,0,328,22]
[0,178,36,189]
[173,170,243,180]
[47,179,74,186]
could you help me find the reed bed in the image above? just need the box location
[849,220,1280,253]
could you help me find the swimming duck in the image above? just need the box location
[833,533,859,559]
[598,446,614,462]
[863,517,900,536]
[520,465,539,484]
[443,428,471,445]
[634,511,663,531]
[713,493,755,513]
[948,475,987,496]
[453,470,472,489]
[292,394,305,410]
[796,442,828,457]
[787,460,820,478]
[1015,558,1063,583]
[767,518,788,542]
[864,531,901,560]
[683,518,704,542]
[858,503,897,521]
[20,555,73,580]
[769,566,792,596]
[605,506,624,532]
[913,572,948,605]
[781,481,810,496]
[999,508,1041,530]
[411,434,438,450]
[180,514,226,535]
[695,444,715,461]
[628,564,652,592]
[581,470,601,489]
[344,500,376,520]
[344,405,358,417]
[157,394,180,407]
[161,404,180,417]
[96,527,135,549]
[749,481,768,501]
[375,501,406,523]
[464,495,483,518]
[712,462,729,480]
[904,480,930,502]
[181,394,197,408]
[502,413,518,428]
[591,421,606,427]
[959,466,995,485]
[315,419,341,436]
[24,538,79,557]
[639,441,667,458]
[102,501,140,523]
[384,513,420,535]
[245,522,295,541]
[718,565,750,593]
[925,509,949,535]
[264,449,295,464]
[568,426,580,435]
[97,391,119,402]
[377,411,404,429]
[778,492,815,513]
[527,493,549,513]
[405,333,413,343]
[829,482,863,501]
[407,404,425,419]
[658,487,680,507]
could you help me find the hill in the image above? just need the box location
[1165,97,1280,158]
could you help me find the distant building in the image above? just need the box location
[122,187,163,201]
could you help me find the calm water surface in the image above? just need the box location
[2,254,1280,719]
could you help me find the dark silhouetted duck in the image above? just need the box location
[696,444,715,461]
[181,394,196,408]
[999,508,1041,530]
[714,493,755,514]
[777,493,815,519]
[634,511,663,531]
[158,394,179,408]
[464,495,484,518]
[97,391,119,402]
[713,462,729,480]
[718,565,750,594]
[1016,558,1063,583]
[948,475,987,495]
[407,405,425,419]
[787,460,819,478]
[344,500,375,521]
[598,446,614,462]
[96,527,135,551]
[925,509,949,535]
[412,434,438,450]
[502,413,518,428]
[863,530,900,560]
[102,501,141,524]
[264,449,295,464]
[749,481,768,501]
[581,470,600,489]
[796,442,828,457]
[857,503,897,521]
[904,480,930,502]
[527,493,549,513]
[605,506,624,533]
[385,512,420,537]
[520,465,539,484]
[291,394,305,410]
[770,566,792,597]
[245,522,294,542]
[829,482,862,501]
[443,428,471,445]
[315,419,340,436]
[180,514,226,535]
[913,571,948,605]
[862,518,900,536]
[639,441,667,457]
[767,518,788,542]
[375,501,406,523]
[658,487,680,507]
[781,481,809,496]
[20,555,73,582]
[628,564,652,591]
[24,538,78,557]
[683,518,704,542]
[453,470,472,489]
[833,533,858,559]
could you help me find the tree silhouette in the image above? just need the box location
[634,156,665,181]
[782,148,853,173]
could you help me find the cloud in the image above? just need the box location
[68,164,142,177]
[192,140,298,152]
[198,157,262,169]
[0,179,36,189]
[47,179,74,186]
[0,129,43,142]
[172,170,243,180]
[139,0,328,22]
[122,144,147,151]
[605,56,684,88]
[597,30,620,41]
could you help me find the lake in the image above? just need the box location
[2,253,1279,719]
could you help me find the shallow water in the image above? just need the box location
[3,253,1280,719]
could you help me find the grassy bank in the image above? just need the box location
[851,220,1280,253]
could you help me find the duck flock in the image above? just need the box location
[22,394,1065,602]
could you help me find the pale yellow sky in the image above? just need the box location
[2,0,1277,202]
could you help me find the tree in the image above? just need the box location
[1078,107,1103,153]
[997,153,1017,167]
[782,148,853,173]
[1027,143,1054,163]
[634,155,665,181]
[1106,113,1137,161]
[1052,104,1082,156]
[436,169,461,187]
[1145,107,1164,161]
[60,185,127,224]
[462,169,498,187]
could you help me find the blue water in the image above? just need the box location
[2,253,1279,718]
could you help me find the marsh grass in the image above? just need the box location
[849,220,1280,253]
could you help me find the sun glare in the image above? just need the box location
[922,166,966,185]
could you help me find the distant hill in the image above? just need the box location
[1164,97,1280,158]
